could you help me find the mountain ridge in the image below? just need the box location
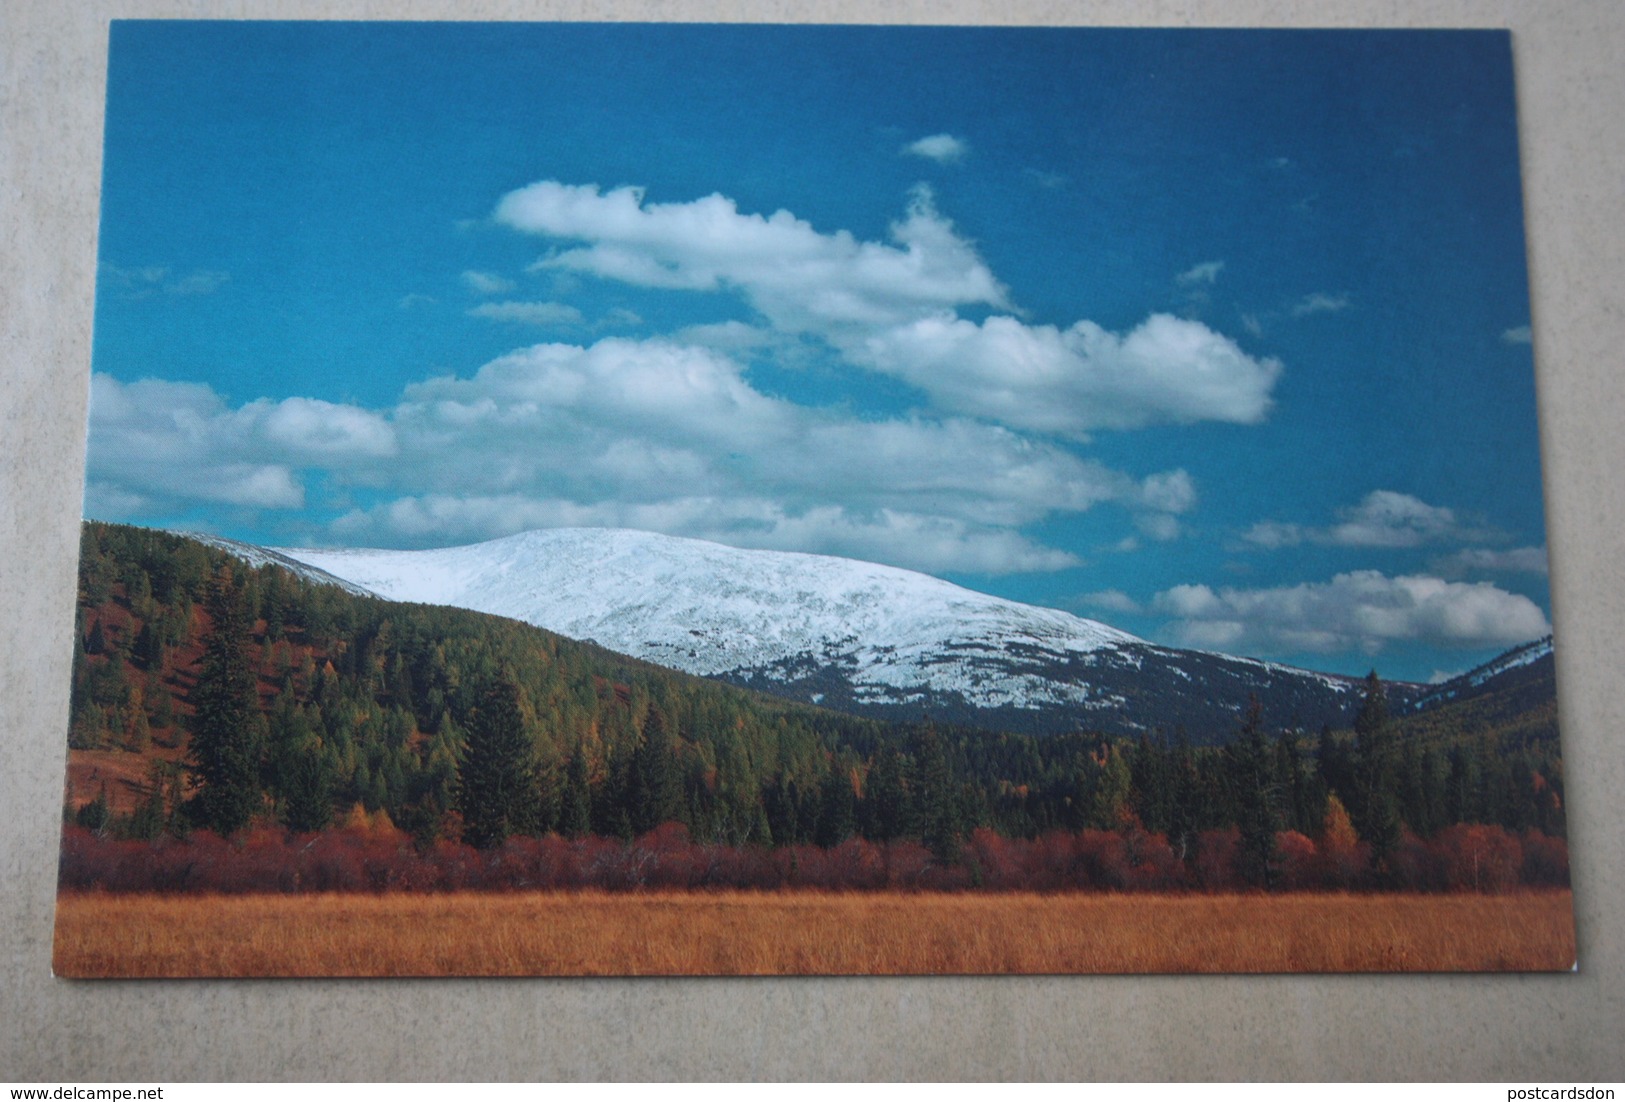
[191,525,1427,740]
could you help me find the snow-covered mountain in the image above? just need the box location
[220,526,1406,740]
[272,528,1138,709]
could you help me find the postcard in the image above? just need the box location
[54,22,1572,976]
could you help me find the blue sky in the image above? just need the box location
[84,22,1553,682]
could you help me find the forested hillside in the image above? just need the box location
[62,522,1568,891]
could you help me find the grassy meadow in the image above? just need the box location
[53,888,1576,977]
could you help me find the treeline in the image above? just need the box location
[58,818,1567,895]
[65,522,1568,891]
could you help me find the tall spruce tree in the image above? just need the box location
[187,566,264,836]
[1351,671,1402,871]
[629,707,683,834]
[458,673,540,849]
[1230,697,1281,888]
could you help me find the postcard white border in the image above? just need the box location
[4,0,1622,1081]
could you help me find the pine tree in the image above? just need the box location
[815,758,857,847]
[186,567,264,836]
[1230,697,1281,888]
[628,707,683,834]
[862,745,911,841]
[1351,671,1402,873]
[458,673,540,849]
[910,724,964,861]
[558,747,593,839]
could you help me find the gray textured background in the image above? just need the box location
[4,1,1622,1082]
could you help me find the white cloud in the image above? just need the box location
[86,375,398,515]
[902,133,968,164]
[389,337,1155,534]
[96,334,1182,574]
[860,312,1281,438]
[1436,545,1549,577]
[1152,570,1551,655]
[1501,324,1533,345]
[245,396,399,460]
[1176,261,1224,286]
[1136,513,1183,542]
[1291,292,1351,317]
[461,269,516,295]
[1079,590,1142,615]
[398,293,436,310]
[467,300,584,326]
[1240,520,1305,549]
[492,181,1283,440]
[498,181,1011,338]
[1326,490,1478,548]
[1244,491,1496,550]
[332,494,1078,576]
[1137,469,1196,514]
[668,320,781,353]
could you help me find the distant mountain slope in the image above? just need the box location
[262,527,1424,740]
[185,533,377,597]
[1397,636,1559,749]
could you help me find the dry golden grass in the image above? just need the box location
[53,889,1575,977]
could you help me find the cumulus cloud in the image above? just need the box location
[92,329,1191,574]
[461,270,516,295]
[493,181,1282,439]
[467,300,584,326]
[86,375,399,517]
[1151,570,1550,655]
[87,376,309,511]
[387,338,1154,532]
[1291,292,1351,317]
[902,133,968,164]
[1502,324,1533,345]
[497,181,1011,337]
[244,395,399,460]
[860,312,1281,438]
[1243,491,1496,550]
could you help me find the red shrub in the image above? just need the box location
[1193,828,1241,890]
[1430,824,1524,893]
[1274,830,1319,891]
[1521,829,1570,887]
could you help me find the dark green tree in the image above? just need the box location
[1351,671,1402,872]
[628,707,683,834]
[558,746,593,839]
[1230,697,1281,888]
[186,567,264,836]
[862,745,912,842]
[910,724,964,861]
[815,758,857,847]
[458,674,540,849]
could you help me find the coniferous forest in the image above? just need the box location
[60,521,1569,894]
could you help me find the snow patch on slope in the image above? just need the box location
[272,528,1144,710]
